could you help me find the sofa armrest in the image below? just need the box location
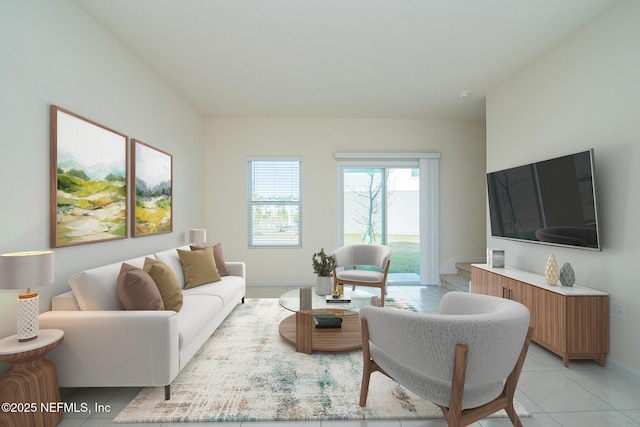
[51,291,81,311]
[224,262,245,280]
[39,310,179,388]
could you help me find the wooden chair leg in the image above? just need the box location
[502,327,533,427]
[505,402,523,427]
[359,317,372,407]
[360,363,372,407]
[449,344,469,425]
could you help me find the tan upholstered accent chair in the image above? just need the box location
[359,291,533,427]
[332,244,391,306]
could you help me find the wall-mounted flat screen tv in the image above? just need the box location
[487,149,601,250]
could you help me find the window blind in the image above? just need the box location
[247,159,302,248]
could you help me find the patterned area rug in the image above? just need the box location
[114,298,529,423]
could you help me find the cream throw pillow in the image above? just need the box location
[143,257,184,312]
[177,246,221,289]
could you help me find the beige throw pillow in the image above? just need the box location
[177,246,221,289]
[116,263,164,311]
[143,257,184,312]
[190,243,229,276]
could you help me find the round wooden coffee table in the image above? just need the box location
[278,288,379,354]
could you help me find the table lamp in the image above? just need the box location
[189,229,206,247]
[0,251,54,342]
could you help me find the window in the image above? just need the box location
[248,159,301,248]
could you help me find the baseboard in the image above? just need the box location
[607,357,640,385]
[440,257,485,275]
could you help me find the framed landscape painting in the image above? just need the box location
[131,140,173,237]
[50,105,128,248]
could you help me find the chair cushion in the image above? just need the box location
[116,263,164,311]
[336,269,384,283]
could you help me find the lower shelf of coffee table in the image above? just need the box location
[279,311,362,353]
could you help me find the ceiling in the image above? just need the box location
[74,0,617,120]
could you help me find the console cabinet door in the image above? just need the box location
[502,276,534,330]
[470,267,487,294]
[471,267,507,297]
[566,295,609,359]
[534,288,566,353]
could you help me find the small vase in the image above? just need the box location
[316,276,333,296]
[545,254,559,286]
[559,263,575,287]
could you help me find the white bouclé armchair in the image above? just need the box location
[359,291,533,427]
[332,244,391,305]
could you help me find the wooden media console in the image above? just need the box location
[471,264,609,367]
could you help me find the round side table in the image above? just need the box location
[0,329,64,427]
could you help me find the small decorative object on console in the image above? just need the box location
[487,249,505,268]
[545,254,559,286]
[559,263,575,287]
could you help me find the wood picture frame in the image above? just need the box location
[131,139,173,237]
[50,105,128,248]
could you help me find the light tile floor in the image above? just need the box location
[58,285,640,427]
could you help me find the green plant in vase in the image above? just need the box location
[312,248,336,295]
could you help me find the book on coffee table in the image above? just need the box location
[325,295,351,304]
[313,314,342,328]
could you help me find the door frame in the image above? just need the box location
[335,153,440,285]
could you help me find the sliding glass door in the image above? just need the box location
[341,165,420,284]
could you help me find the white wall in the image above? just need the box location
[486,0,640,376]
[204,118,486,284]
[0,0,205,369]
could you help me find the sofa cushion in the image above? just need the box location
[190,243,229,276]
[177,247,221,289]
[116,263,164,311]
[143,257,183,312]
[154,246,189,289]
[177,295,223,349]
[69,256,147,311]
[182,275,245,305]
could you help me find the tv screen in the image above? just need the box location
[487,149,601,250]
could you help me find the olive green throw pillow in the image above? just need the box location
[143,257,184,312]
[177,246,221,289]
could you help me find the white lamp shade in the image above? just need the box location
[0,251,54,290]
[189,229,206,245]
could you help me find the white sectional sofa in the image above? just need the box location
[39,246,245,399]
